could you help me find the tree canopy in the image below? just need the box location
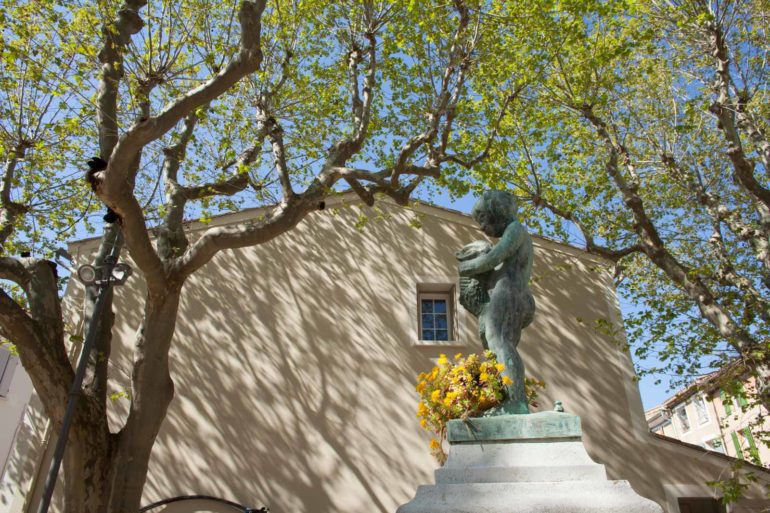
[0,1,545,511]
[3,0,768,510]
[460,0,770,452]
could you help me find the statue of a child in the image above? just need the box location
[457,190,535,415]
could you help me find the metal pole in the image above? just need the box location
[36,242,121,513]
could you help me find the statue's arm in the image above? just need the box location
[459,224,524,276]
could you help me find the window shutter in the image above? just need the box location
[743,428,761,464]
[731,431,743,459]
[720,389,732,415]
[737,384,749,408]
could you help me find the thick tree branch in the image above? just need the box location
[157,112,200,260]
[531,196,642,262]
[263,115,293,200]
[97,0,147,159]
[0,256,30,288]
[0,144,31,246]
[81,224,123,405]
[171,1,476,281]
[102,0,267,193]
[705,22,770,218]
[662,152,770,275]
[0,259,73,427]
[94,1,267,287]
[391,1,472,186]
[170,199,311,279]
[580,105,761,359]
[325,23,378,168]
[158,111,266,260]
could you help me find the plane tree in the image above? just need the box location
[0,1,546,511]
[461,0,770,417]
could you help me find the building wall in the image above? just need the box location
[3,200,770,513]
[669,393,726,453]
[650,378,770,467]
[0,356,32,483]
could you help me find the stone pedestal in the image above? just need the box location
[397,411,663,513]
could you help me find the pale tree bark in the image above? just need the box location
[4,2,501,512]
[0,144,31,246]
[577,104,770,412]
[90,2,268,511]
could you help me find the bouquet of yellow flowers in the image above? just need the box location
[415,351,544,464]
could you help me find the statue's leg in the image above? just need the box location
[483,322,529,416]
[498,328,529,414]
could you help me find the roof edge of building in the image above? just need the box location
[650,432,770,475]
[66,192,615,266]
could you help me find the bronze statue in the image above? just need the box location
[457,190,535,415]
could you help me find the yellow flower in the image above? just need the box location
[454,352,463,360]
[495,363,505,372]
[443,391,458,407]
[502,376,513,386]
[420,419,428,428]
[438,354,448,365]
[430,438,441,450]
[416,381,426,393]
[480,372,489,382]
[431,390,442,402]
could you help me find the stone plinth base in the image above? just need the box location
[397,411,662,513]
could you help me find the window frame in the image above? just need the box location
[703,437,725,454]
[693,395,710,426]
[675,404,691,433]
[418,291,453,343]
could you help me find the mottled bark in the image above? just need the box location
[108,287,180,513]
[0,145,30,247]
[7,3,491,512]
[580,105,770,412]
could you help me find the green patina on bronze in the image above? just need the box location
[447,411,582,444]
[457,190,535,415]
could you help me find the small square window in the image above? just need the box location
[417,290,454,342]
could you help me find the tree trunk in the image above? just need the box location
[106,285,181,513]
[62,414,113,513]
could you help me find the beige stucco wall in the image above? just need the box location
[0,363,32,482]
[3,199,769,513]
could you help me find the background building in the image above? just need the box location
[2,199,769,513]
[646,371,769,466]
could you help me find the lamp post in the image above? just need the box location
[37,240,132,513]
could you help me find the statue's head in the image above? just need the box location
[471,190,517,238]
